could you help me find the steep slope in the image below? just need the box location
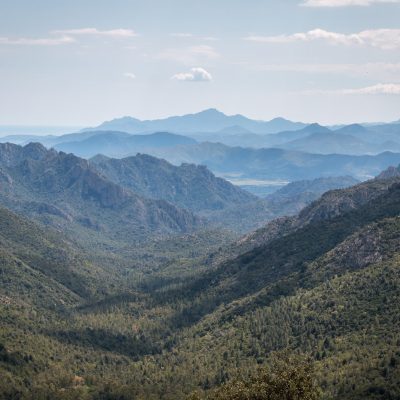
[67,174,400,399]
[140,224,400,399]
[377,163,400,179]
[90,153,257,213]
[1,168,400,399]
[173,176,400,312]
[0,141,49,167]
[90,154,360,233]
[0,143,203,245]
[0,206,120,307]
[267,176,359,200]
[206,176,359,233]
[237,175,398,253]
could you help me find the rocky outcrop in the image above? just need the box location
[376,165,400,180]
[0,143,205,241]
[91,153,257,213]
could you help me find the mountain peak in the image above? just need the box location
[306,123,325,129]
[268,117,291,123]
[335,123,368,134]
[301,123,331,134]
[198,108,226,116]
[109,116,142,123]
[0,141,51,168]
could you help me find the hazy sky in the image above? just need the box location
[1,0,399,126]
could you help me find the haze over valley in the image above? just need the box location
[1,1,400,399]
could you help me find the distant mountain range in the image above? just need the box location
[143,142,400,181]
[6,138,400,183]
[55,131,196,158]
[1,111,399,162]
[3,129,400,183]
[4,121,399,161]
[278,131,400,155]
[190,122,400,154]
[82,109,308,135]
[276,123,400,155]
[0,110,399,191]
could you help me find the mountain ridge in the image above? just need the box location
[82,109,308,135]
[90,153,257,214]
[0,143,205,244]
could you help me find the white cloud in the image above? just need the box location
[0,28,137,47]
[52,28,137,38]
[245,28,400,50]
[253,62,400,76]
[171,67,213,82]
[124,72,136,79]
[0,35,75,46]
[301,0,400,6]
[301,83,400,95]
[341,83,400,94]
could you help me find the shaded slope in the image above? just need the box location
[159,177,400,324]
[0,206,119,308]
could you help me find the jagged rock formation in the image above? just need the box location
[91,153,257,213]
[0,143,204,243]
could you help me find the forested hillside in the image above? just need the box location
[1,168,400,399]
[2,0,400,398]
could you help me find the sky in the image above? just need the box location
[0,0,399,126]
